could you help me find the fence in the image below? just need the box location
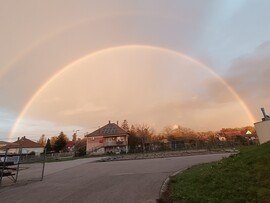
[19,151,75,163]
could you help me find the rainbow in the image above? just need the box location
[9,44,255,139]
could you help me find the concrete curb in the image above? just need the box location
[98,150,232,162]
[159,167,188,200]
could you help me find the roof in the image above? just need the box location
[66,141,76,148]
[0,141,10,145]
[223,131,243,136]
[12,137,43,148]
[85,123,128,137]
[0,143,20,150]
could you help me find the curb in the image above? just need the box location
[159,167,188,200]
[98,151,231,162]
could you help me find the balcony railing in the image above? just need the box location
[104,141,127,146]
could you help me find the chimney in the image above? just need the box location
[17,137,20,141]
[109,120,111,124]
[117,121,119,126]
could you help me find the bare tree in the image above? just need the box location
[121,120,130,132]
[37,134,46,147]
[135,124,154,152]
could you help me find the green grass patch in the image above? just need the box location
[169,142,270,203]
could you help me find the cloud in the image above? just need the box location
[61,102,107,116]
[0,109,16,140]
[3,1,269,139]
[13,118,85,142]
[0,1,215,114]
[197,78,236,104]
[224,41,270,121]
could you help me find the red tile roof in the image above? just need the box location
[12,137,43,148]
[223,131,243,136]
[0,143,20,150]
[66,141,75,148]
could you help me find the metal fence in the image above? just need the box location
[19,151,75,163]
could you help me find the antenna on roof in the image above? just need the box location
[261,107,270,121]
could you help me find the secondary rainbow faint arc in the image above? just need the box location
[9,44,255,139]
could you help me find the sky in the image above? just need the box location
[0,0,270,142]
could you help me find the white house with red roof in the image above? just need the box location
[1,136,44,155]
[85,121,129,155]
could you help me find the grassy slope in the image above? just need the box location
[170,142,270,203]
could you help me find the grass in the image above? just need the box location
[168,141,270,203]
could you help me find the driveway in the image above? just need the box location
[0,153,229,203]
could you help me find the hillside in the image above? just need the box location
[168,142,270,203]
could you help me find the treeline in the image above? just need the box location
[120,120,257,152]
[38,132,86,156]
[37,120,256,154]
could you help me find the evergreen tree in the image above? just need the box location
[45,138,52,153]
[121,120,130,132]
[72,133,77,142]
[54,132,68,152]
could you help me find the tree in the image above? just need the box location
[50,136,57,145]
[54,132,69,152]
[128,128,141,153]
[121,120,130,132]
[161,126,174,140]
[45,138,52,153]
[241,126,256,134]
[173,125,196,139]
[37,134,46,147]
[130,125,136,133]
[75,139,86,156]
[72,133,77,142]
[50,136,58,151]
[161,125,197,140]
[135,124,154,152]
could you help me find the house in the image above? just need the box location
[219,130,258,145]
[218,136,226,141]
[66,141,76,152]
[1,136,44,155]
[0,141,10,148]
[85,121,129,155]
[0,141,11,154]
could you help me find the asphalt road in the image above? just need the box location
[0,153,229,203]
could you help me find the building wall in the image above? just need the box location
[104,136,127,146]
[255,120,270,144]
[90,147,105,155]
[0,144,7,154]
[86,136,104,152]
[105,146,127,154]
[86,134,129,154]
[7,147,44,155]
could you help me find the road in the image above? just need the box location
[0,153,229,203]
